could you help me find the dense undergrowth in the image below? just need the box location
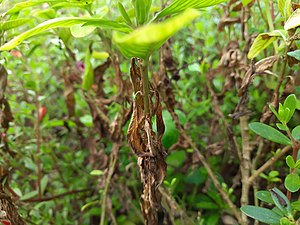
[0,0,300,224]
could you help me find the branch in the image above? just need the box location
[249,146,291,183]
[22,189,90,203]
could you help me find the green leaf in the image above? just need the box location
[41,175,49,195]
[276,123,289,131]
[256,190,274,204]
[0,18,32,31]
[270,187,292,215]
[286,155,295,169]
[287,50,300,61]
[291,200,300,211]
[82,48,94,91]
[4,0,61,15]
[0,17,132,51]
[292,125,300,141]
[278,0,291,21]
[284,8,300,30]
[154,0,226,20]
[242,0,252,6]
[118,2,133,26]
[135,0,152,25]
[295,159,300,169]
[249,122,292,146]
[283,94,296,123]
[240,206,282,224]
[20,190,38,201]
[70,25,96,38]
[113,8,200,59]
[284,174,300,192]
[81,200,99,211]
[269,104,280,120]
[248,30,287,59]
[90,170,104,176]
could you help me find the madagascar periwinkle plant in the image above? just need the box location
[241,94,300,225]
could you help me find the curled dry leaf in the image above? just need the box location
[238,55,279,97]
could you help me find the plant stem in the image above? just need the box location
[35,91,42,200]
[100,143,120,225]
[139,58,150,117]
[240,115,251,225]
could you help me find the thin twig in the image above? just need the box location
[100,143,120,225]
[22,189,90,203]
[249,146,291,183]
[35,91,42,200]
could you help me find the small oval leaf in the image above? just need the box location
[285,173,300,192]
[292,125,300,141]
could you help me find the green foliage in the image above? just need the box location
[154,0,226,19]
[247,30,287,59]
[284,8,300,30]
[113,8,200,59]
[240,206,282,224]
[249,122,292,146]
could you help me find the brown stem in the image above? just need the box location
[22,189,90,202]
[240,116,251,225]
[249,146,292,183]
[139,58,150,117]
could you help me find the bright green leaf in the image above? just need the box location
[287,50,300,61]
[154,0,226,20]
[248,30,287,59]
[70,25,96,38]
[82,47,93,90]
[276,123,289,131]
[283,94,296,123]
[278,0,291,21]
[113,8,200,59]
[81,200,99,211]
[41,175,49,195]
[92,51,109,59]
[284,8,300,30]
[242,0,252,6]
[0,18,32,31]
[90,170,104,176]
[135,0,152,25]
[256,190,274,204]
[286,155,295,169]
[118,2,133,26]
[295,159,300,169]
[0,17,132,51]
[4,0,61,15]
[249,122,292,146]
[240,206,281,224]
[292,125,300,141]
[291,200,300,211]
[285,174,300,192]
[269,105,280,120]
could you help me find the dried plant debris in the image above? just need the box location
[128,58,169,225]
